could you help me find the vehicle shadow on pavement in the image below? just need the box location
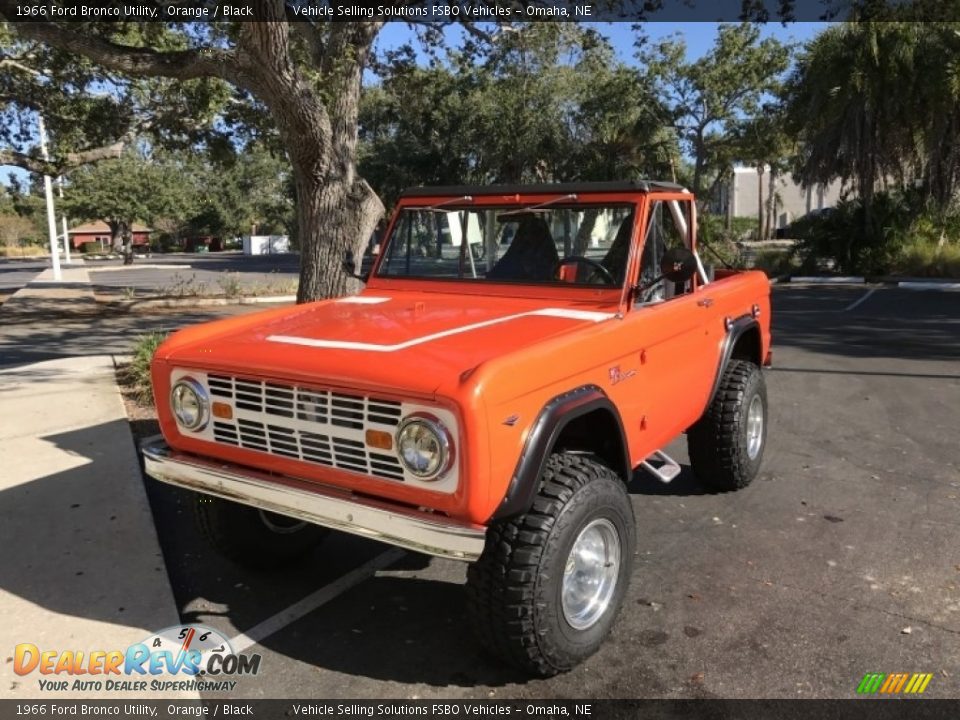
[628,466,711,497]
[254,576,522,689]
[140,475,524,689]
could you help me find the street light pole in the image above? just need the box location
[37,116,62,281]
[57,176,71,264]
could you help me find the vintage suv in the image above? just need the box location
[143,181,771,676]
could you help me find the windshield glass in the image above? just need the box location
[376,204,635,286]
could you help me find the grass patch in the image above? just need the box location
[891,240,960,278]
[120,331,168,405]
[0,244,45,257]
[751,248,801,277]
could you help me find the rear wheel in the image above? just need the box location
[466,453,635,676]
[688,359,768,491]
[194,495,328,569]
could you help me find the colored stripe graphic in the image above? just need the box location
[857,673,885,693]
[858,672,932,695]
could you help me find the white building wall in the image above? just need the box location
[728,166,844,228]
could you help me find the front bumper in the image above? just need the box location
[141,436,486,562]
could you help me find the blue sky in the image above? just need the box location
[373,21,829,65]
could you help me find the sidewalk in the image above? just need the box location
[0,271,193,699]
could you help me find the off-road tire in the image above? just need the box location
[194,495,328,569]
[466,453,635,677]
[688,359,767,491]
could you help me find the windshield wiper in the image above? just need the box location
[497,193,578,217]
[409,195,474,212]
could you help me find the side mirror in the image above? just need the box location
[660,246,698,284]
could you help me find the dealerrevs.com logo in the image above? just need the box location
[14,625,261,693]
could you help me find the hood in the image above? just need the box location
[157,290,616,398]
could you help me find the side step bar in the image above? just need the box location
[641,450,682,484]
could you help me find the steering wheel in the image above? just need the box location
[556,256,616,285]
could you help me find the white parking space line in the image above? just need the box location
[228,548,406,653]
[842,287,878,313]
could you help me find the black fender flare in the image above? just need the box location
[492,385,631,521]
[706,315,762,407]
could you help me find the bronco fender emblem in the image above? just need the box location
[609,365,637,385]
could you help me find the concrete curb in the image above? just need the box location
[790,276,866,284]
[786,275,960,290]
[105,294,297,310]
[898,281,960,290]
[88,264,192,272]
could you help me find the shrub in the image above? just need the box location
[698,213,746,267]
[752,248,800,277]
[129,332,167,405]
[892,239,960,278]
[791,190,960,275]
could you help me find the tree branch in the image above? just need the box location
[0,138,125,175]
[0,56,43,76]
[0,14,239,84]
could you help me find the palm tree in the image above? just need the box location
[782,22,960,217]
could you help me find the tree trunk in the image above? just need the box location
[121,223,134,265]
[293,168,383,303]
[756,166,765,242]
[765,169,776,240]
[231,21,384,304]
[109,220,123,255]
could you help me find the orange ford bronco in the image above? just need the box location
[143,181,772,676]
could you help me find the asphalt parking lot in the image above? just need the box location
[133,283,960,699]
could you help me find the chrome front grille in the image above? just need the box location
[207,374,405,481]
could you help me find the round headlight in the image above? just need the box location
[396,415,453,479]
[170,377,209,431]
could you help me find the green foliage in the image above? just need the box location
[360,24,678,205]
[638,23,793,200]
[128,331,167,405]
[698,213,759,266]
[65,150,193,244]
[784,21,960,211]
[792,190,960,275]
[1,22,236,175]
[751,248,800,277]
[185,145,294,240]
[0,212,37,245]
[892,240,960,278]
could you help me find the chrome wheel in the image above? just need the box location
[561,518,621,630]
[258,509,309,535]
[746,393,764,460]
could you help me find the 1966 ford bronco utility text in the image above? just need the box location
[143,181,772,676]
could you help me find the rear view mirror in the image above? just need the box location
[660,246,698,284]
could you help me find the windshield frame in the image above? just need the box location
[366,193,646,300]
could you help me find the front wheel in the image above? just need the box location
[688,359,768,491]
[194,495,328,569]
[466,453,635,677]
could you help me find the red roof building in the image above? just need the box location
[68,221,152,250]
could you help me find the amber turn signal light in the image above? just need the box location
[211,402,233,420]
[365,429,393,450]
